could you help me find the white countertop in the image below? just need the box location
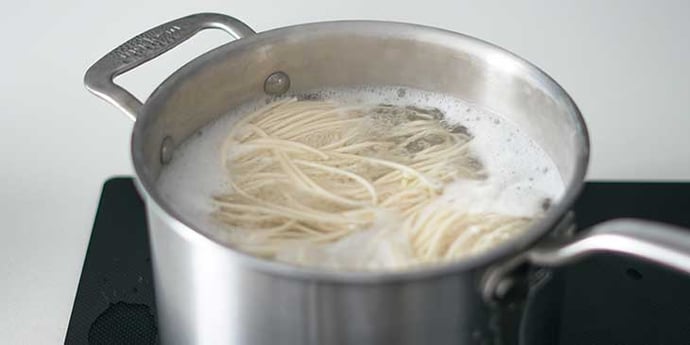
[1,0,689,343]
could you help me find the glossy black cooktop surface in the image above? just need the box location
[65,178,690,345]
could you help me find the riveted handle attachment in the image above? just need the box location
[84,13,255,120]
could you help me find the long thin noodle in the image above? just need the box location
[212,98,533,269]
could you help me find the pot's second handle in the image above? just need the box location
[529,219,690,274]
[84,13,255,120]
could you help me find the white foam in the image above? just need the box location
[156,86,565,267]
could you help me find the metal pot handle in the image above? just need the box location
[484,218,690,301]
[84,13,255,120]
[528,218,690,274]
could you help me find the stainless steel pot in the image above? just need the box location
[85,13,690,345]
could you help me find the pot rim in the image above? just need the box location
[132,20,590,283]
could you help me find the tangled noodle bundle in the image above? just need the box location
[212,98,531,269]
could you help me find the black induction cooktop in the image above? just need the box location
[64,178,690,345]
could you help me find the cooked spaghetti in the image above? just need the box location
[211,98,533,269]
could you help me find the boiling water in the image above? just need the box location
[156,86,565,270]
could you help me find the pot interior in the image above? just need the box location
[132,21,589,270]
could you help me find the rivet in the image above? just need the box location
[160,136,174,165]
[494,278,515,300]
[264,71,291,95]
